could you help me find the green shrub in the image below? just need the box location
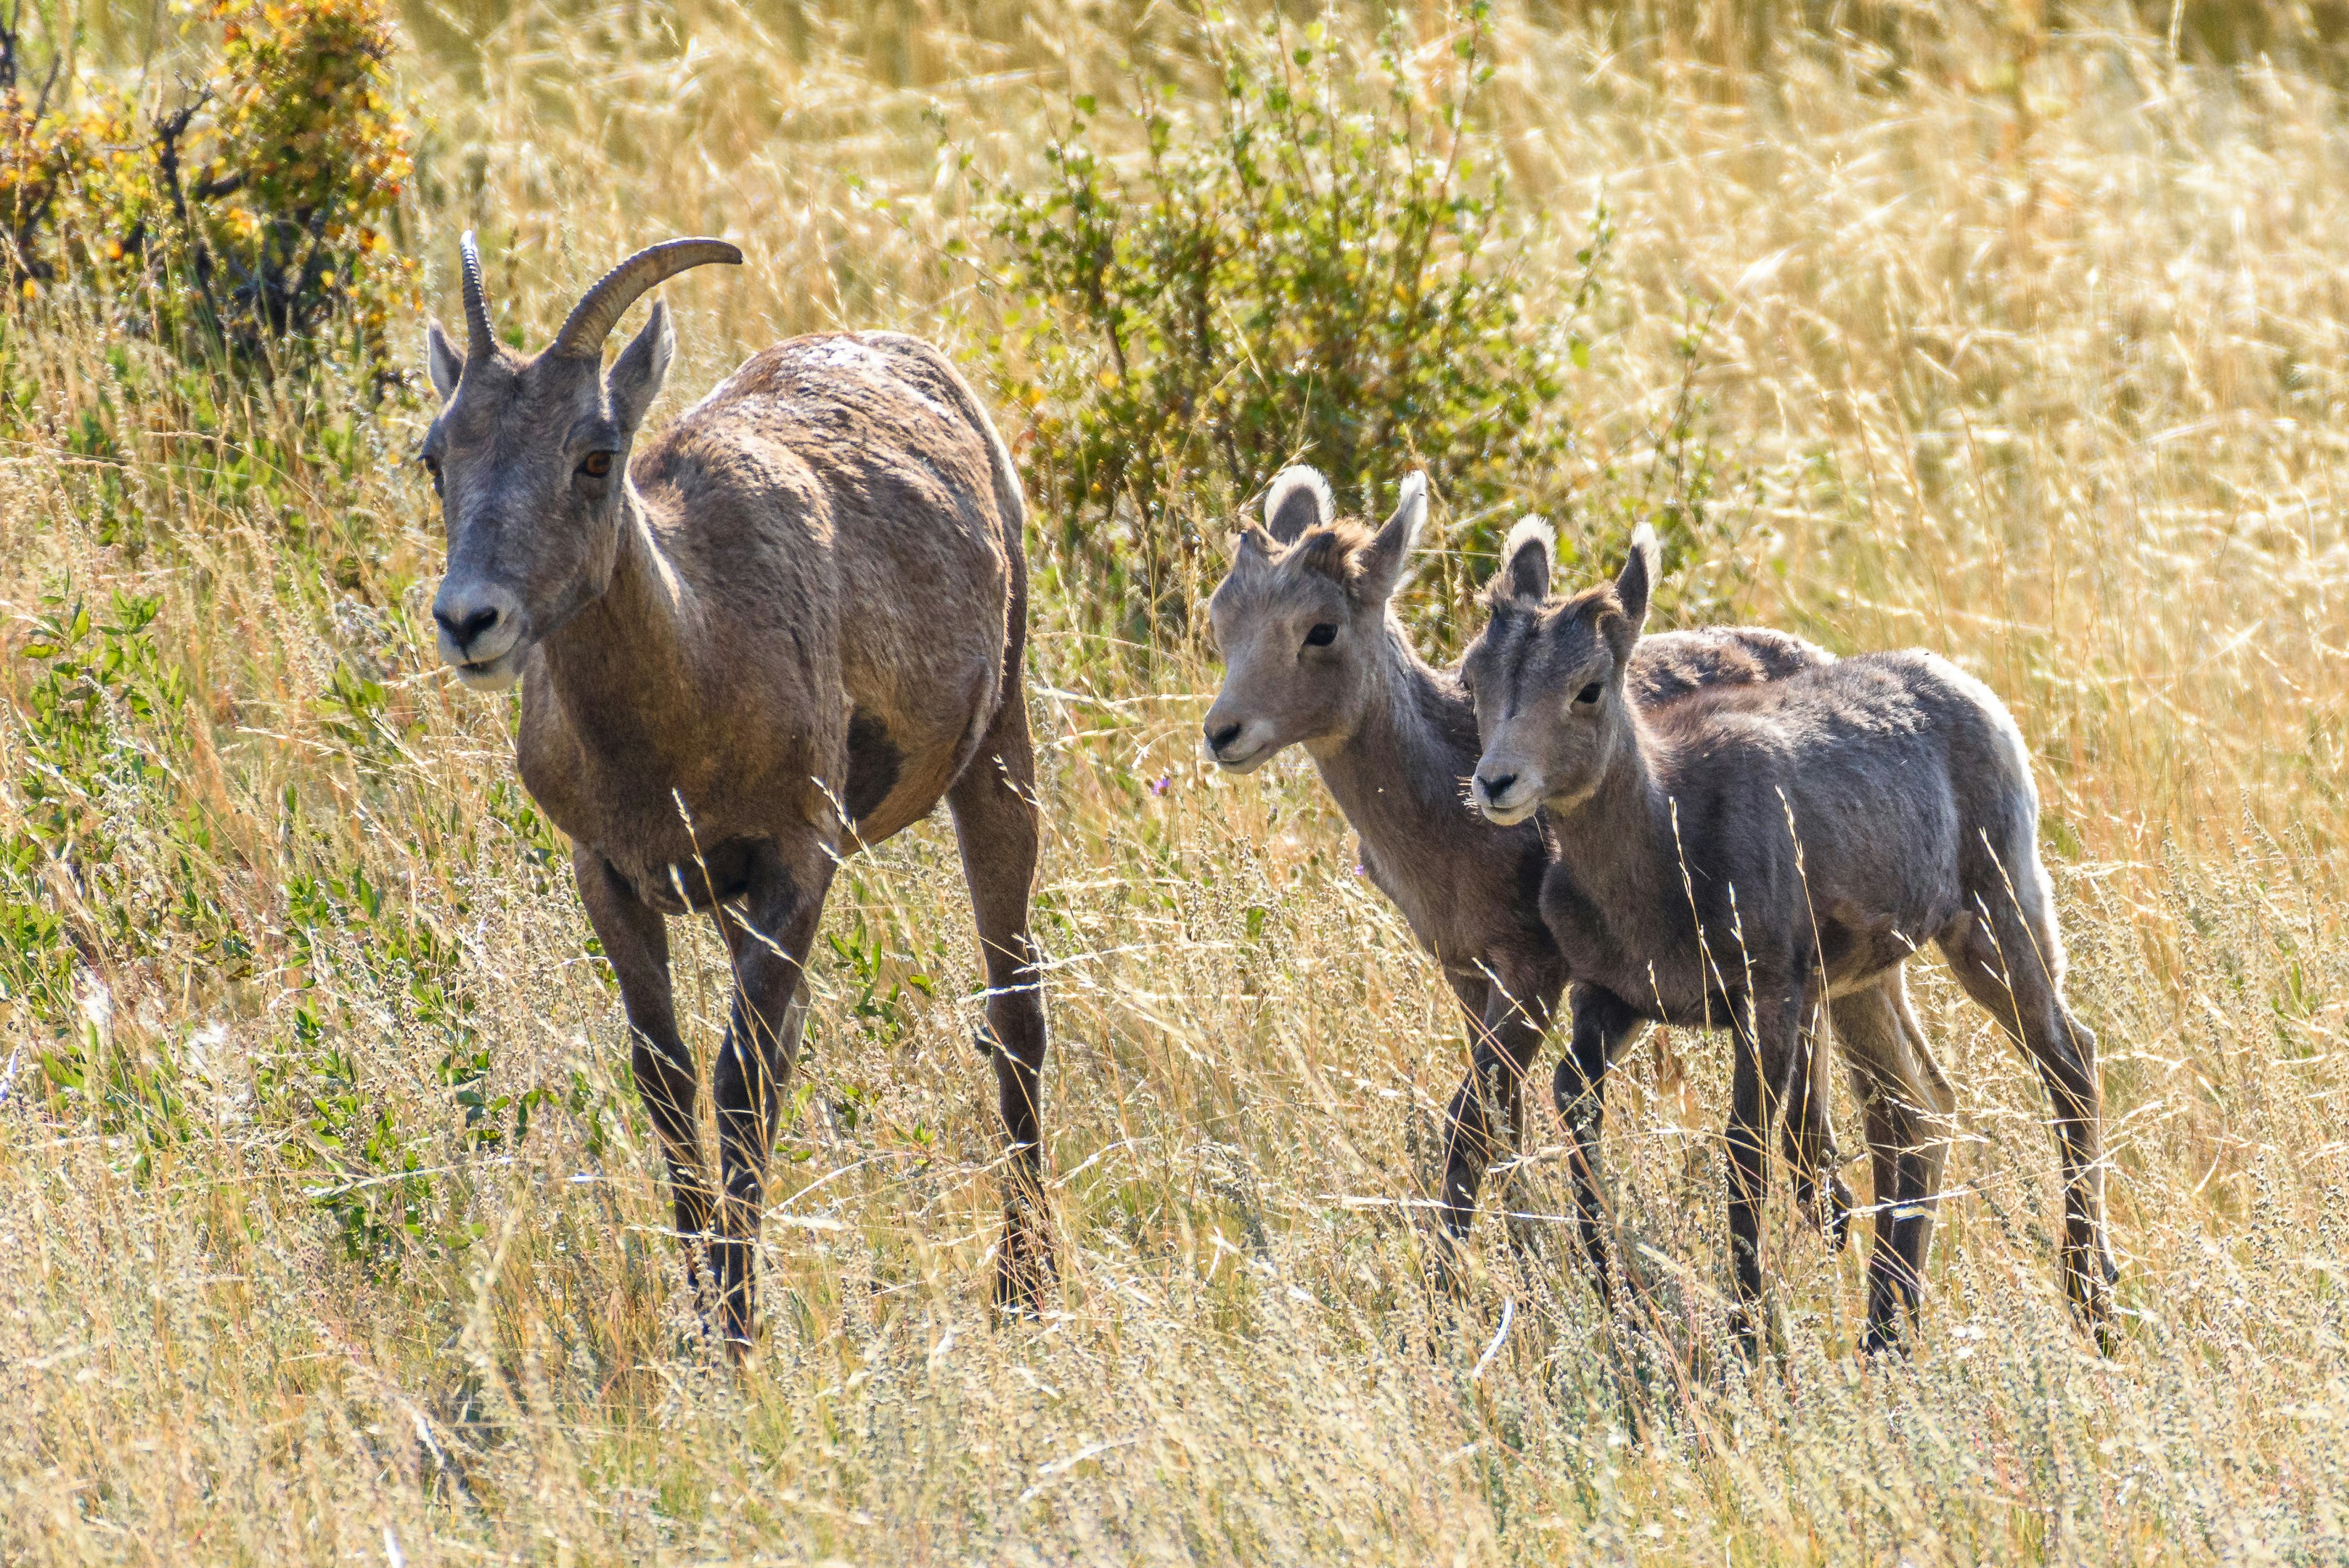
[961,4,1594,629]
[0,0,416,379]
[0,587,187,1023]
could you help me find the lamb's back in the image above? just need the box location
[1627,626,1834,708]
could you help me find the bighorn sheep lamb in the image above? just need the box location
[1200,466,1871,1294]
[421,234,1053,1344]
[1465,521,2114,1350]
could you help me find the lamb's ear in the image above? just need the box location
[1262,464,1334,544]
[1615,523,1659,634]
[1355,472,1427,603]
[607,299,675,433]
[1495,515,1554,605]
[425,320,463,401]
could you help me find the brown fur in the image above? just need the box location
[424,253,1053,1345]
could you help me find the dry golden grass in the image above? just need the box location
[3,1,2347,1561]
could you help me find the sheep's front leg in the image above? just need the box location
[1782,1010,1855,1253]
[711,839,835,1349]
[1434,970,1495,1248]
[1725,987,1803,1356]
[575,849,715,1302]
[1437,961,1559,1255]
[1556,984,1645,1305]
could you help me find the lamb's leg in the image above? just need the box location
[1725,987,1803,1356]
[574,849,717,1310]
[947,685,1055,1313]
[1781,1008,1855,1252]
[1438,963,1557,1256]
[1435,970,1497,1249]
[1555,984,1644,1305]
[1831,973,1955,1351]
[711,840,834,1351]
[1942,887,2115,1347]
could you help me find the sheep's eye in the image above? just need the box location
[1574,682,1604,706]
[579,451,615,479]
[1303,624,1337,648]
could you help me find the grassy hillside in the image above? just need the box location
[2,1,2346,1561]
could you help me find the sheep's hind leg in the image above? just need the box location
[711,841,833,1352]
[1831,973,1955,1352]
[947,685,1056,1314]
[1942,891,2115,1346]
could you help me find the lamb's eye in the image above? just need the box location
[579,451,615,478]
[1574,682,1604,706]
[1303,624,1337,648]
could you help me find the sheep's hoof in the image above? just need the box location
[1723,1300,1775,1367]
[1793,1172,1857,1253]
[1859,1318,1908,1359]
[1421,1226,1476,1302]
[1822,1173,1857,1253]
[2070,1252,2120,1355]
[992,1207,1055,1317]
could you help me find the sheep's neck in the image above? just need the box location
[538,490,703,767]
[1307,616,1482,869]
[1546,719,1692,985]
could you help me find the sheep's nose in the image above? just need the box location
[436,602,503,650]
[1206,721,1243,755]
[431,579,524,667]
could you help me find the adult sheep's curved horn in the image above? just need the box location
[459,230,496,362]
[549,238,743,360]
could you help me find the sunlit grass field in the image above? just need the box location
[4,1,2347,1561]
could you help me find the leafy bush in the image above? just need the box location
[0,588,192,1022]
[0,0,416,378]
[962,4,1594,626]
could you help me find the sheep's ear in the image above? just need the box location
[1496,515,1554,605]
[425,320,463,401]
[1262,464,1334,544]
[1355,472,1427,603]
[607,299,675,433]
[1616,523,1659,634]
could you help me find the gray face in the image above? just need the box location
[1201,537,1376,770]
[422,347,632,691]
[1198,467,1426,772]
[1459,523,1655,824]
[1463,595,1626,823]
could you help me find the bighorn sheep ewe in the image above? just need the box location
[1200,466,1863,1291]
[421,235,1053,1343]
[1466,522,2114,1350]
